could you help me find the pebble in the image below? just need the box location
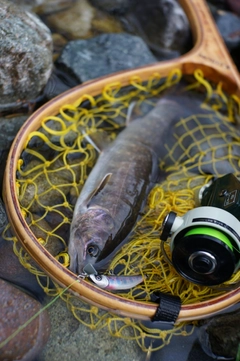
[57,33,157,83]
[0,0,53,111]
[0,278,50,361]
[43,0,123,40]
[123,0,191,58]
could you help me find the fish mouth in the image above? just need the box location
[68,233,85,274]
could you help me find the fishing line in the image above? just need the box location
[0,278,80,349]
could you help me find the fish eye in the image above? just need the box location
[87,244,100,257]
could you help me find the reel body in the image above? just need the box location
[160,174,240,285]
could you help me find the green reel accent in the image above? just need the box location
[185,227,233,251]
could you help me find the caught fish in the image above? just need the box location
[68,93,194,274]
[68,92,240,274]
[89,274,144,290]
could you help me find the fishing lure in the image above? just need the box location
[89,274,144,290]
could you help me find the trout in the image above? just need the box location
[68,93,240,274]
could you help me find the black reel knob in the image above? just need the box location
[160,212,177,242]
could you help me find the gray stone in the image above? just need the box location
[57,33,157,83]
[123,0,191,55]
[0,0,53,110]
[43,0,123,41]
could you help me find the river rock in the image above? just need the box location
[57,33,157,83]
[123,0,191,57]
[0,278,50,361]
[44,0,123,40]
[0,0,53,111]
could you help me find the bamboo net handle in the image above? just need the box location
[179,0,240,92]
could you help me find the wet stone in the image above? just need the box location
[0,278,50,361]
[0,0,53,111]
[57,33,157,83]
[43,0,123,40]
[123,0,191,57]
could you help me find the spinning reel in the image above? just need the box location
[160,174,240,286]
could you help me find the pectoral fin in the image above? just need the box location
[86,173,112,207]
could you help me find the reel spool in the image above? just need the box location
[160,174,240,286]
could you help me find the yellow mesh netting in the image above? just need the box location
[3,69,240,352]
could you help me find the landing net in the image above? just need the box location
[3,69,240,351]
